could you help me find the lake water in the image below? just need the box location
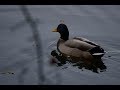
[0,5,120,85]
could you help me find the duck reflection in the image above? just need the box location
[51,50,107,73]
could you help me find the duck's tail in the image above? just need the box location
[88,46,105,58]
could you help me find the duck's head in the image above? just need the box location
[52,24,69,41]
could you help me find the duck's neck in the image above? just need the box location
[57,39,66,53]
[60,34,69,41]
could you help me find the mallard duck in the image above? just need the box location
[52,23,105,65]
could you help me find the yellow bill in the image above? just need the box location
[52,29,58,32]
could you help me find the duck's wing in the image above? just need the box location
[73,37,99,46]
[73,37,105,56]
[64,38,96,51]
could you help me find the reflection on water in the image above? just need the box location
[50,50,107,73]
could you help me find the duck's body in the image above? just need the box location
[52,23,105,65]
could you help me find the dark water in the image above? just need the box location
[50,49,107,73]
[0,5,120,85]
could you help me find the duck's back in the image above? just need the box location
[64,38,96,51]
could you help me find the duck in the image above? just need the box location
[52,23,105,65]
